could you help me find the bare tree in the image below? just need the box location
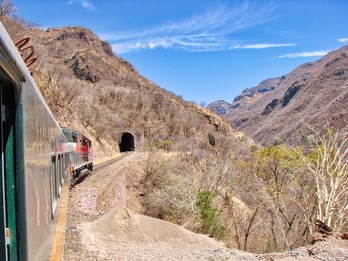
[297,127,348,231]
[0,0,15,17]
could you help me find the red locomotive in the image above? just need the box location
[62,128,93,185]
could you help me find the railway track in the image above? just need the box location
[93,153,130,173]
[72,153,130,186]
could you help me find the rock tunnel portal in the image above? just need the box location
[119,132,135,152]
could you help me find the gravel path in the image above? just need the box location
[63,153,348,261]
[63,153,133,260]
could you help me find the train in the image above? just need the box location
[61,127,93,185]
[0,22,92,260]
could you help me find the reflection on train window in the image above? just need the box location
[57,154,62,196]
[50,154,58,219]
[64,153,69,180]
[60,154,65,186]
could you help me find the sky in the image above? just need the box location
[13,0,348,104]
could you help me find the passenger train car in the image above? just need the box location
[0,22,91,260]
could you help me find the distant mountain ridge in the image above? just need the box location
[208,45,348,146]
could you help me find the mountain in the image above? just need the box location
[0,15,248,160]
[208,46,348,146]
[3,13,348,256]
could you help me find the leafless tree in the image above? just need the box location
[0,0,15,17]
[297,127,348,231]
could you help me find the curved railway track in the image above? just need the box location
[92,153,130,173]
[72,153,130,186]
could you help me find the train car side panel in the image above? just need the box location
[0,22,74,261]
[22,81,59,261]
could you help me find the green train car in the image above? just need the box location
[0,22,74,260]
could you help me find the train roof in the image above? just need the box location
[61,127,91,143]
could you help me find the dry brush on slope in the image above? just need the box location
[0,14,246,161]
[1,9,348,257]
[139,126,348,254]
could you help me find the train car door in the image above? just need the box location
[0,81,7,261]
[0,76,19,260]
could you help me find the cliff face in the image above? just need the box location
[209,46,348,146]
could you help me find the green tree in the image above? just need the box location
[196,191,225,239]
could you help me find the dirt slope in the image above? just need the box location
[79,206,259,261]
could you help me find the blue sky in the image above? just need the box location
[13,0,348,104]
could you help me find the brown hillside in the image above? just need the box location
[0,15,247,160]
[209,46,348,146]
[3,14,348,258]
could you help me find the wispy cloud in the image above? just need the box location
[231,43,295,49]
[100,3,288,53]
[337,38,348,43]
[67,0,95,11]
[278,50,330,58]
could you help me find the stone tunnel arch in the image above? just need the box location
[119,132,135,152]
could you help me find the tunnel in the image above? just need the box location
[119,132,135,152]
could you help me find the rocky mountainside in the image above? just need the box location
[3,13,348,258]
[0,15,247,160]
[208,46,348,146]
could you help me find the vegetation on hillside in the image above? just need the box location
[1,2,347,254]
[141,126,348,253]
[0,5,243,160]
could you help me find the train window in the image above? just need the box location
[62,129,73,142]
[49,154,58,219]
[57,154,62,195]
[72,131,78,143]
[63,153,67,180]
[60,154,65,186]
[65,153,69,179]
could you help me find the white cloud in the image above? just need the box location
[337,38,348,43]
[278,50,330,58]
[101,3,281,53]
[67,0,95,11]
[231,43,295,49]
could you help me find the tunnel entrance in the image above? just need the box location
[119,132,135,152]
